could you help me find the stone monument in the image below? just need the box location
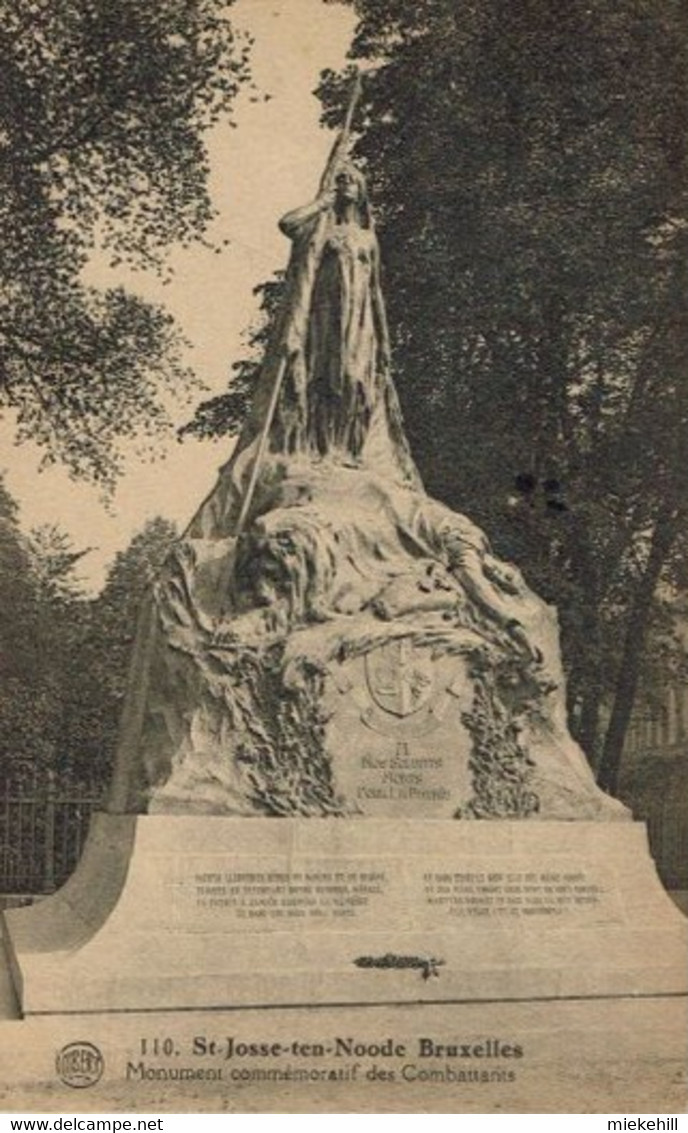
[4,86,686,1014]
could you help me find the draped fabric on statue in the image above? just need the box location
[306,223,381,457]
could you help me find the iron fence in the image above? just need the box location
[0,771,103,895]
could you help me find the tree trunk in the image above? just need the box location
[576,687,603,768]
[597,508,680,795]
[564,519,605,765]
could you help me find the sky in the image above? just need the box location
[0,0,356,592]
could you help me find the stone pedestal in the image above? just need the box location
[3,815,686,1015]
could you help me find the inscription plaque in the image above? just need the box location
[168,839,622,934]
[327,646,475,816]
[422,868,611,923]
[191,866,388,925]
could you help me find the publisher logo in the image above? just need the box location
[56,1041,104,1088]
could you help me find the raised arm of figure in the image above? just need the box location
[278,188,335,239]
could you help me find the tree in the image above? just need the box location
[0,479,178,786]
[66,517,179,783]
[0,0,251,487]
[0,477,90,778]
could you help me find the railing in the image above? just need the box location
[0,771,103,895]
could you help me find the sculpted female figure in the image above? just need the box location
[278,162,390,460]
[221,121,420,530]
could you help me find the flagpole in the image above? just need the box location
[234,71,362,538]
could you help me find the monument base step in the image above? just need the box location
[3,815,686,1015]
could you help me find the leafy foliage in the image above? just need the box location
[64,516,179,782]
[0,0,251,486]
[0,473,178,785]
[0,478,86,775]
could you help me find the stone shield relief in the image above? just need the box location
[326,640,475,817]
